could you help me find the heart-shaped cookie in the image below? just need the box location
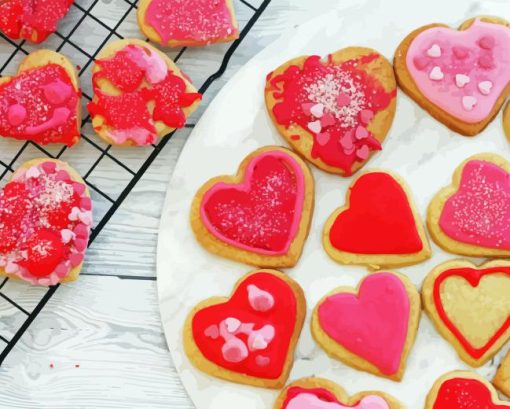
[265,47,397,176]
[422,259,510,367]
[426,371,510,408]
[0,159,92,286]
[394,16,510,136]
[137,0,239,47]
[428,153,510,257]
[494,350,510,397]
[0,49,81,146]
[183,269,306,389]
[87,39,201,146]
[0,0,73,43]
[274,377,404,409]
[504,102,510,141]
[323,170,430,269]
[190,146,314,268]
[311,271,421,381]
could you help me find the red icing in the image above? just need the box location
[191,272,299,379]
[0,0,73,43]
[267,54,395,174]
[282,387,341,408]
[433,377,507,408]
[0,64,80,146]
[87,45,201,145]
[433,266,510,359]
[329,172,423,254]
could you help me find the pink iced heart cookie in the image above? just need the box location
[311,272,421,381]
[274,378,403,409]
[0,159,92,286]
[428,153,510,257]
[190,146,314,268]
[395,17,510,136]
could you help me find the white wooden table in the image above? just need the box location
[0,0,340,407]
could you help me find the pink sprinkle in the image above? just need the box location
[73,223,89,238]
[320,113,336,128]
[355,125,369,140]
[41,162,57,174]
[359,109,374,125]
[74,239,88,252]
[7,104,27,127]
[336,92,351,107]
[310,103,324,118]
[301,102,315,115]
[255,355,270,367]
[55,263,71,278]
[307,120,322,134]
[69,253,84,267]
[478,55,494,69]
[80,197,92,211]
[72,182,86,195]
[356,145,370,160]
[413,55,429,70]
[204,325,219,339]
[478,35,495,50]
[55,170,70,182]
[340,134,354,150]
[452,46,469,59]
[316,132,330,146]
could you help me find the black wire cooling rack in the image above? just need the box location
[0,0,271,365]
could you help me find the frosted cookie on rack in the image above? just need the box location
[394,16,510,136]
[494,350,510,397]
[190,146,314,268]
[0,0,73,43]
[265,47,397,176]
[311,271,421,381]
[183,269,306,389]
[323,170,430,269]
[137,0,239,47]
[0,50,81,146]
[426,371,510,408]
[87,39,201,146]
[428,153,510,257]
[0,159,92,286]
[274,378,404,409]
[422,259,510,367]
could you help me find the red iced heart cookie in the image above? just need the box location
[137,0,239,47]
[88,39,201,146]
[0,50,81,146]
[323,170,430,269]
[0,0,73,43]
[422,260,510,367]
[274,377,403,409]
[426,371,510,408]
[191,146,314,268]
[395,16,510,136]
[311,272,421,381]
[265,47,397,176]
[0,159,92,286]
[184,270,306,389]
[428,153,510,257]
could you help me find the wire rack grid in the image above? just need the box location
[0,0,271,365]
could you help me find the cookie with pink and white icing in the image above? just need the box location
[428,153,510,257]
[0,159,92,286]
[190,146,314,268]
[274,378,404,409]
[183,269,306,389]
[137,0,239,47]
[88,39,201,146]
[394,16,510,136]
[311,271,421,381]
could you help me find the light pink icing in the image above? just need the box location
[317,272,410,375]
[124,45,167,84]
[107,127,156,145]
[145,0,237,44]
[247,284,275,312]
[439,159,510,249]
[199,151,306,256]
[406,19,510,123]
[286,394,389,409]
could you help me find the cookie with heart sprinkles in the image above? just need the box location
[190,146,314,268]
[0,159,92,286]
[183,269,306,389]
[265,47,397,176]
[394,16,510,136]
[87,39,202,146]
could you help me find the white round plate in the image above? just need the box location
[157,1,509,407]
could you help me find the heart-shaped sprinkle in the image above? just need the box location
[204,325,219,339]
[429,66,444,80]
[225,317,241,333]
[247,284,275,312]
[478,54,494,69]
[308,120,322,134]
[355,125,369,140]
[478,35,495,50]
[321,113,336,128]
[301,102,315,115]
[60,229,75,244]
[413,55,430,70]
[356,145,370,160]
[310,103,325,118]
[455,74,470,88]
[478,80,493,95]
[316,132,331,146]
[427,44,442,57]
[359,109,374,125]
[452,45,470,59]
[462,95,477,111]
[336,92,351,107]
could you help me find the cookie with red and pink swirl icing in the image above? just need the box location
[0,159,92,286]
[183,269,306,389]
[274,378,404,409]
[428,153,510,257]
[137,0,239,47]
[394,16,510,136]
[88,39,201,146]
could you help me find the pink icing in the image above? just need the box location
[124,45,167,84]
[247,284,275,312]
[145,0,238,44]
[317,272,410,375]
[25,107,70,135]
[286,394,389,409]
[199,151,306,256]
[406,19,510,123]
[439,159,510,249]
